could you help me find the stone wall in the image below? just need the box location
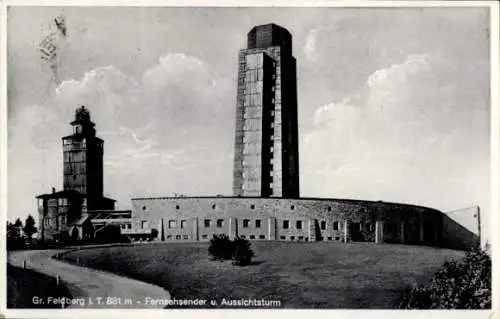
[127,197,472,248]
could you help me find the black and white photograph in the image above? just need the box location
[1,1,497,316]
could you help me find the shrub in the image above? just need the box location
[208,234,234,261]
[232,236,255,266]
[399,247,491,309]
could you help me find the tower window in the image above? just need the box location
[142,206,146,211]
[255,219,261,228]
[296,220,302,230]
[321,221,326,230]
[328,206,332,212]
[217,219,224,228]
[333,221,339,231]
[176,205,180,210]
[204,219,211,228]
[291,205,295,210]
[212,204,217,210]
[250,204,255,210]
[168,220,176,228]
[243,219,250,228]
[283,220,289,229]
[180,220,187,229]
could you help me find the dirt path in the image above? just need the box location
[8,249,171,309]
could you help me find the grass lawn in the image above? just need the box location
[7,264,73,308]
[61,241,465,308]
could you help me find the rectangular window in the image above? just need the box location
[166,235,172,239]
[168,220,176,228]
[283,220,289,229]
[175,235,181,240]
[296,220,302,230]
[327,237,333,241]
[202,234,208,239]
[183,235,189,240]
[333,221,339,231]
[320,221,326,230]
[204,219,211,228]
[298,236,304,240]
[250,235,255,239]
[259,235,265,239]
[280,236,286,240]
[181,220,187,229]
[243,219,250,228]
[217,219,224,228]
[290,236,295,240]
[255,219,261,228]
[141,221,148,229]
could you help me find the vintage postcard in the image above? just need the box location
[1,1,498,318]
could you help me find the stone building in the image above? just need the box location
[233,24,299,198]
[37,106,130,242]
[126,23,479,250]
[34,24,478,250]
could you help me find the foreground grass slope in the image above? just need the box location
[7,264,73,308]
[62,241,464,308]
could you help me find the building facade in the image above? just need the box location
[130,197,446,245]
[126,23,479,250]
[233,24,299,198]
[37,106,124,242]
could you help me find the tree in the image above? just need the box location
[7,219,24,250]
[23,215,37,240]
[13,218,23,229]
[7,222,19,239]
[232,237,255,266]
[208,234,234,261]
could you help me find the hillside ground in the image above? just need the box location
[61,241,465,308]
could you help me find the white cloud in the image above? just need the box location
[9,52,234,215]
[301,53,490,225]
[302,27,322,61]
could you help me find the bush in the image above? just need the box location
[399,247,491,309]
[208,234,235,261]
[208,235,255,266]
[232,237,255,266]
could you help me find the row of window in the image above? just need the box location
[140,219,361,232]
[144,203,304,211]
[279,235,308,241]
[167,234,189,240]
[163,219,264,229]
[147,219,346,231]
[201,234,267,240]
[141,204,341,213]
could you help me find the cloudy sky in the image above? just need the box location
[7,7,491,239]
